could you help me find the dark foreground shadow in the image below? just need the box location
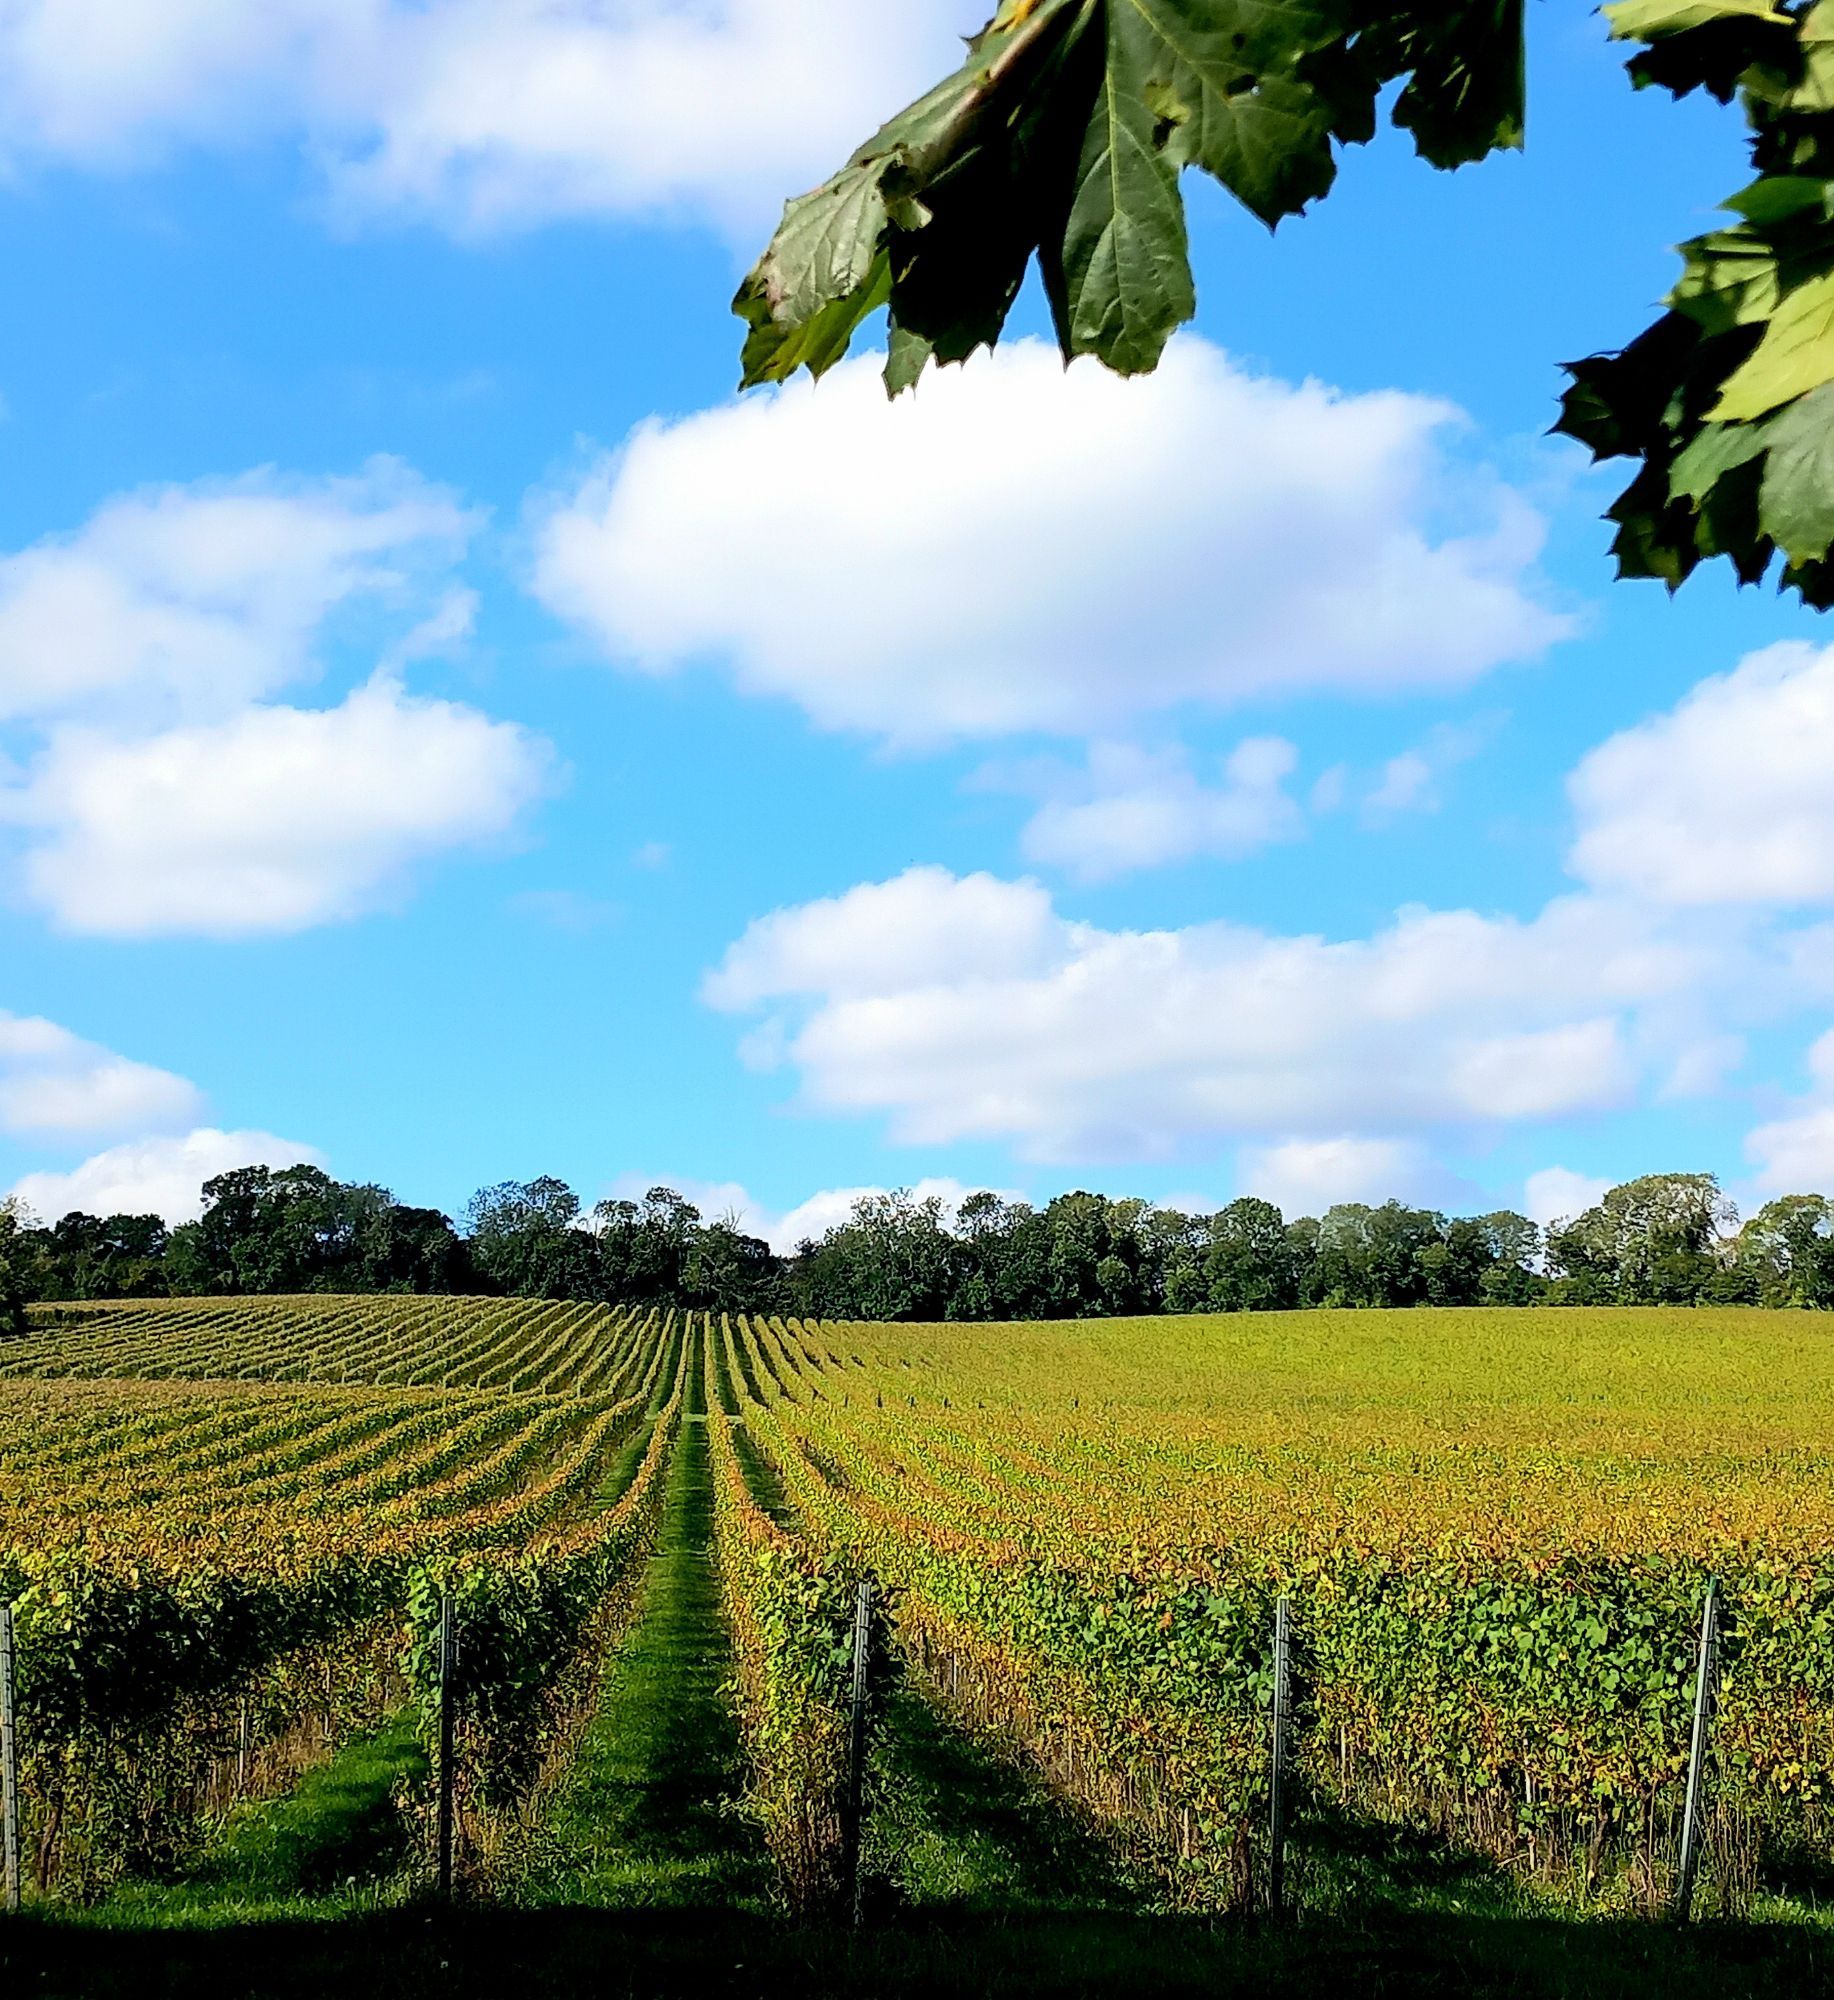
[5,1903,1831,2000]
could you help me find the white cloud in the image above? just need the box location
[1748,1105,1834,1193]
[983,738,1303,882]
[0,2,968,236]
[1571,640,1834,907]
[0,460,476,727]
[533,339,1568,748]
[705,866,1063,1012]
[704,868,1696,1163]
[1746,1028,1834,1193]
[7,676,552,937]
[1238,1136,1437,1217]
[1522,1166,1612,1230]
[0,1012,201,1136]
[1363,718,1498,824]
[11,1126,323,1226]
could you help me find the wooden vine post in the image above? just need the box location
[0,1603,19,1914]
[1268,1595,1292,1919]
[842,1577,874,1927]
[437,1590,457,1901]
[1674,1578,1720,1923]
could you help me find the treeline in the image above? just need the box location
[3,1163,1832,1332]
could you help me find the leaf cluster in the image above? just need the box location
[735,0,1527,393]
[1558,1,1834,601]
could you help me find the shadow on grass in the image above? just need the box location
[870,1685,1136,1915]
[199,1714,427,1898]
[5,1901,1831,2000]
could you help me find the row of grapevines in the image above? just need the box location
[395,1317,691,1882]
[0,1322,677,1894]
[4,1296,646,1393]
[727,1314,1834,1912]
[706,1315,855,1914]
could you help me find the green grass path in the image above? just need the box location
[517,1404,769,1911]
[870,1683,1137,1916]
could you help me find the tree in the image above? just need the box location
[1737,1192,1834,1304]
[1545,1172,1737,1304]
[740,1,1834,603]
[1202,1197,1298,1311]
[21,1212,171,1300]
[790,1190,962,1320]
[165,1165,469,1296]
[0,1197,30,1339]
[466,1177,598,1298]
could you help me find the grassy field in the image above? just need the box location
[1,1299,1831,1995]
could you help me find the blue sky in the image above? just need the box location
[2,2,1832,1248]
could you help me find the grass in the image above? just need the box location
[89,1712,427,1926]
[515,1408,770,1911]
[868,1682,1138,1916]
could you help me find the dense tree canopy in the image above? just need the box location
[9,1163,1831,1322]
[0,1197,28,1340]
[738,0,1834,603]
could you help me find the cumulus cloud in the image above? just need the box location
[1238,1137,1439,1217]
[533,339,1567,747]
[1571,640,1834,906]
[0,460,476,727]
[1362,717,1499,824]
[1746,1028,1834,1192]
[10,1126,323,1226]
[703,868,1689,1162]
[0,2,966,236]
[0,1012,201,1136]
[981,738,1303,882]
[7,676,553,937]
[1522,1166,1613,1230]
[705,867,1063,1012]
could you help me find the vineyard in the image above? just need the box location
[2,1297,1833,1996]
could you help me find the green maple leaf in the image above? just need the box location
[1384,0,1528,170]
[1117,0,1344,224]
[1668,418,1774,503]
[737,0,1526,396]
[1605,0,1788,37]
[734,0,1097,390]
[1758,380,1834,560]
[1056,14,1196,373]
[1710,264,1834,418]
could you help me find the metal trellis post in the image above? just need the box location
[1674,1579,1720,1923]
[437,1591,456,1901]
[1268,1595,1291,1919]
[843,1578,874,1927]
[1,1604,20,1914]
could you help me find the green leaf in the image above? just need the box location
[1670,227,1783,335]
[734,168,892,387]
[883,321,935,397]
[735,0,1095,391]
[1710,265,1834,418]
[1758,380,1834,561]
[1668,418,1773,502]
[1390,0,1527,169]
[1116,0,1343,223]
[1054,9,1196,373]
[1722,174,1831,225]
[1605,0,1789,38]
